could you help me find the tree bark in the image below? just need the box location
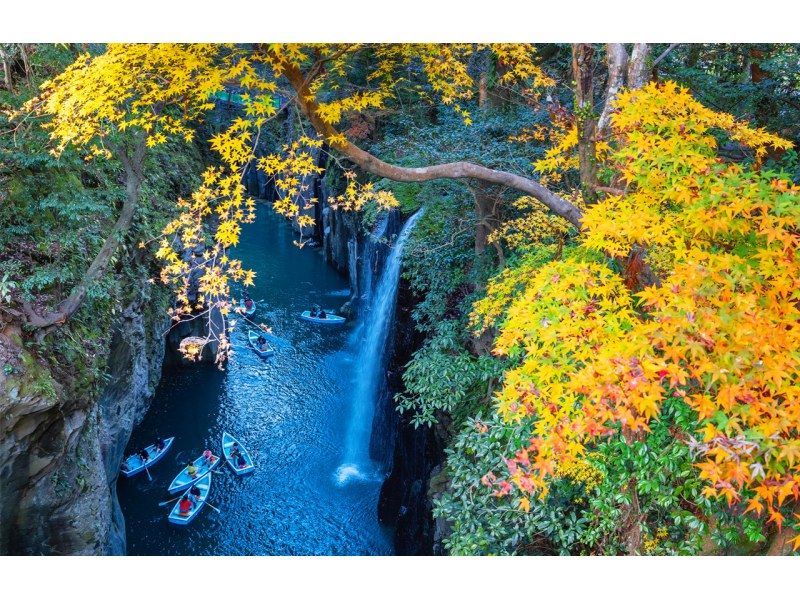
[597,43,628,140]
[22,137,147,332]
[478,68,488,108]
[282,62,585,229]
[572,43,598,199]
[18,44,32,82]
[627,43,651,90]
[0,46,12,91]
[622,479,644,554]
[473,182,501,257]
[474,46,489,108]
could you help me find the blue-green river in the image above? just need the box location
[117,204,394,555]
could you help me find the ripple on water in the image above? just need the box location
[117,205,394,555]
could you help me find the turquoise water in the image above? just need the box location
[117,204,394,555]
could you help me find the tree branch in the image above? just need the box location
[281,62,584,229]
[23,135,147,332]
[652,43,679,68]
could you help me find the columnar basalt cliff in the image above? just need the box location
[375,273,444,556]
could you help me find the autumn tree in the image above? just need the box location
[15,43,576,357]
[13,43,800,553]
[474,81,799,553]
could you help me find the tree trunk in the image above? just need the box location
[622,480,644,554]
[572,43,598,200]
[18,44,32,82]
[627,43,650,90]
[0,47,11,91]
[22,137,147,333]
[473,182,501,257]
[597,43,628,139]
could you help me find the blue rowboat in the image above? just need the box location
[299,310,346,325]
[167,452,221,494]
[168,473,212,525]
[239,299,256,316]
[120,437,174,478]
[221,432,255,476]
[248,330,275,358]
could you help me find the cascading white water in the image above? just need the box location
[335,210,423,485]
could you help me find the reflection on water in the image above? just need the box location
[117,204,394,555]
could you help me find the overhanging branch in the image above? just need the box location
[282,62,584,229]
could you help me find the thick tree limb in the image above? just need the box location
[23,136,147,331]
[282,62,584,229]
[595,185,626,196]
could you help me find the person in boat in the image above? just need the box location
[244,294,254,311]
[318,309,327,319]
[179,494,193,515]
[236,453,247,469]
[230,442,241,458]
[310,306,318,317]
[120,461,130,472]
[137,448,150,463]
[257,335,268,351]
[187,461,198,478]
[154,438,165,452]
[202,448,216,466]
[189,484,202,504]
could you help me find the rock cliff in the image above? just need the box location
[0,283,170,555]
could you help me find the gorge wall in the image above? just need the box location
[0,283,170,555]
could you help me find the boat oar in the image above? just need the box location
[204,501,221,514]
[144,466,152,481]
[158,495,182,507]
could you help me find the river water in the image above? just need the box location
[117,204,394,555]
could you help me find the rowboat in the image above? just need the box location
[238,298,256,316]
[248,330,275,357]
[299,310,346,324]
[120,437,175,478]
[167,452,221,494]
[167,473,212,525]
[221,431,255,475]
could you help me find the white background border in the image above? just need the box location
[1,0,798,594]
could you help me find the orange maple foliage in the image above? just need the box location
[477,82,799,540]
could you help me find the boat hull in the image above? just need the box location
[221,431,256,476]
[168,473,212,525]
[248,330,274,357]
[168,453,221,494]
[299,310,346,324]
[120,437,175,478]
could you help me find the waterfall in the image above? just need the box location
[361,213,389,304]
[335,210,423,486]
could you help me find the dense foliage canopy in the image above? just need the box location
[2,42,799,555]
